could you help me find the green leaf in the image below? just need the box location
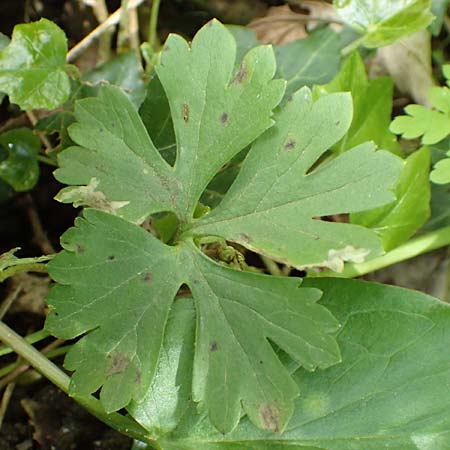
[0,128,41,191]
[46,209,340,433]
[189,89,403,270]
[82,51,145,107]
[228,26,345,98]
[139,73,176,165]
[315,52,401,155]
[430,152,450,184]
[390,86,450,145]
[158,278,450,450]
[127,299,196,436]
[274,27,344,98]
[351,147,431,251]
[155,21,285,218]
[334,0,434,47]
[48,20,402,434]
[430,0,450,35]
[0,18,70,110]
[423,139,450,230]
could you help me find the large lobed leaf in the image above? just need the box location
[156,278,450,450]
[0,18,70,110]
[48,21,402,434]
[47,209,340,433]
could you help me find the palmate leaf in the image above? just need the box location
[390,64,450,146]
[157,279,450,450]
[48,20,401,434]
[47,209,340,433]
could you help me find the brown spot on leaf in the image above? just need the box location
[142,272,152,283]
[183,104,189,122]
[206,20,213,28]
[163,45,170,52]
[287,95,293,102]
[111,122,116,128]
[107,255,115,261]
[75,244,84,253]
[209,341,218,352]
[233,63,247,84]
[107,352,130,376]
[220,113,229,124]
[284,139,296,151]
[260,404,281,433]
[335,120,340,126]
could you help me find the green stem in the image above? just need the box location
[148,0,161,50]
[261,255,282,276]
[0,328,50,357]
[309,225,450,279]
[0,321,159,448]
[0,345,70,378]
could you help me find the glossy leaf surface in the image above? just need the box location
[0,18,70,110]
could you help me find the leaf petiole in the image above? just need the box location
[0,321,159,448]
[309,225,450,278]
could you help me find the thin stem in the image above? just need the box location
[67,0,146,62]
[148,0,161,50]
[89,0,112,63]
[0,321,157,446]
[117,0,129,52]
[308,225,450,279]
[0,345,69,379]
[0,329,50,357]
[0,383,15,429]
[261,255,282,276]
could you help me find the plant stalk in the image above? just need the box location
[309,225,450,278]
[0,321,158,447]
[148,0,161,50]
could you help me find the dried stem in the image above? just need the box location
[67,0,146,63]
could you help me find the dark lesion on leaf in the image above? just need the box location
[107,255,115,261]
[142,272,152,283]
[183,103,189,122]
[233,62,247,84]
[260,404,281,433]
[208,340,219,352]
[75,244,84,253]
[284,139,296,151]
[220,112,229,124]
[107,352,130,376]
